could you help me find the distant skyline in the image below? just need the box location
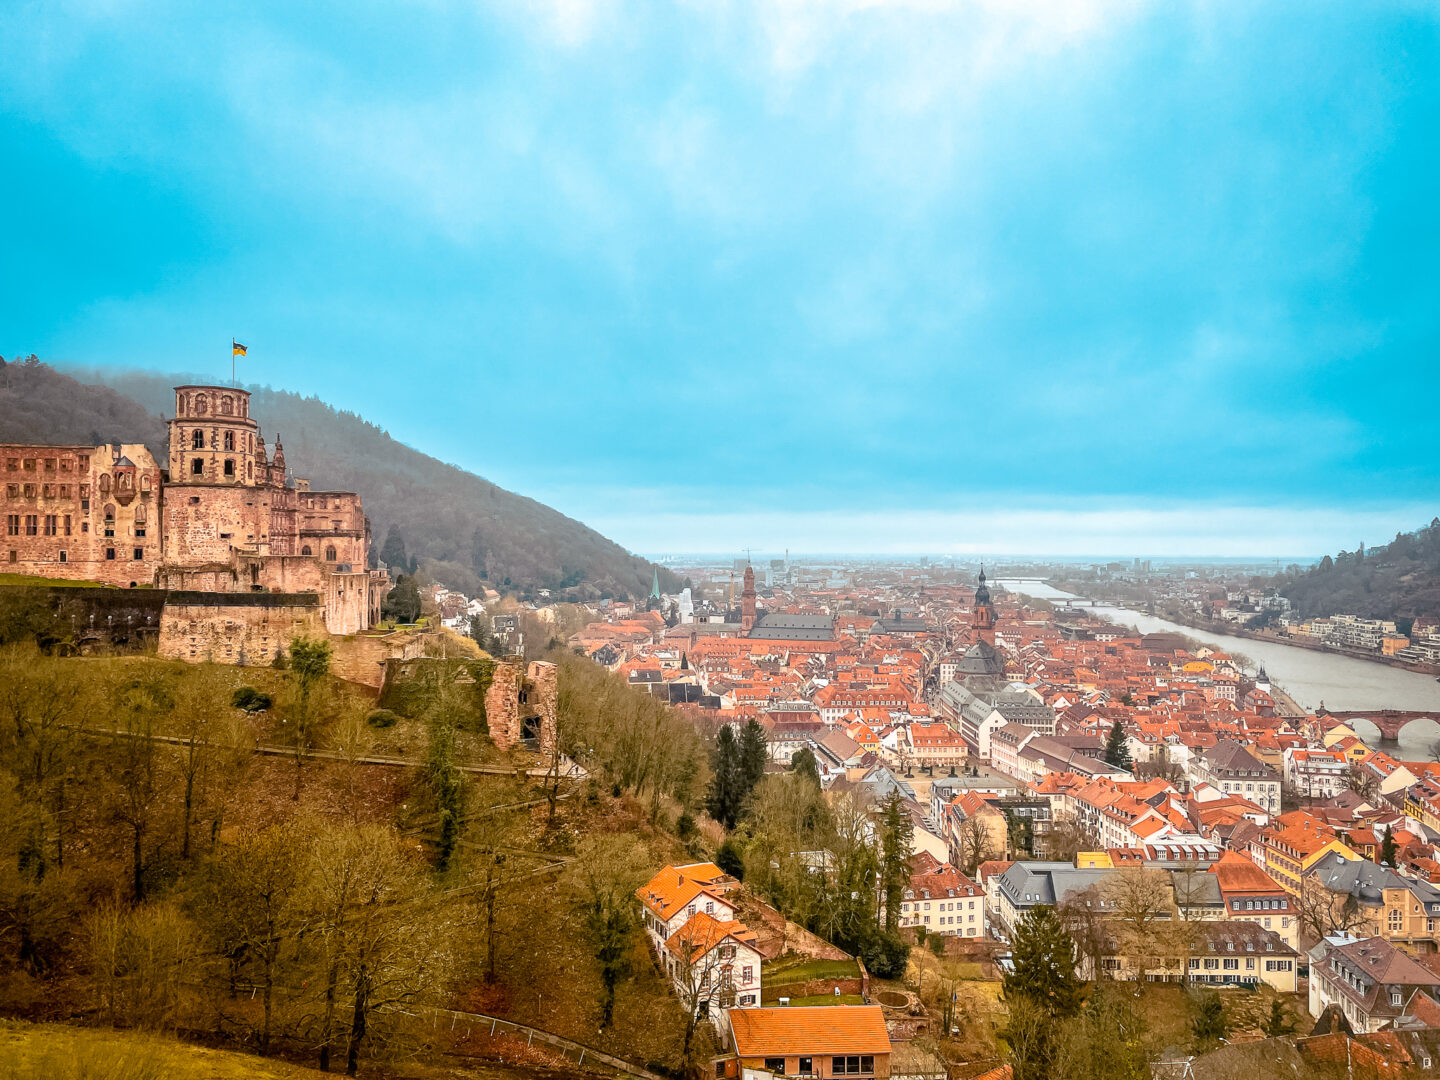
[4,3,1437,559]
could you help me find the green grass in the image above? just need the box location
[772,994,866,1007]
[762,956,863,985]
[0,1019,327,1079]
[0,573,111,588]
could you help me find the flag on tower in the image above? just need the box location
[232,340,248,357]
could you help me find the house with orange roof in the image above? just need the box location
[638,863,741,951]
[1208,850,1299,947]
[1260,813,1359,895]
[663,911,764,1019]
[720,1005,892,1080]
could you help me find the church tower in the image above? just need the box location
[740,563,757,632]
[971,565,997,646]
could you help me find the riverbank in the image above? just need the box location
[1117,606,1440,678]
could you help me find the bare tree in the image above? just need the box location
[1046,813,1100,862]
[105,673,173,902]
[667,915,735,1057]
[1056,885,1110,980]
[956,810,1001,876]
[300,821,447,1076]
[1293,875,1366,944]
[200,820,306,1051]
[1102,867,1173,982]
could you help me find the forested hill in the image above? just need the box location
[2,357,680,600]
[1274,516,1440,624]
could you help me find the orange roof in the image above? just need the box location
[1209,850,1287,895]
[729,1006,891,1057]
[665,911,755,963]
[636,863,732,921]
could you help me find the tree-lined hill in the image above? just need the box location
[0,357,680,600]
[1273,516,1440,626]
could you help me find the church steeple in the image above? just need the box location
[972,564,997,646]
[740,563,757,632]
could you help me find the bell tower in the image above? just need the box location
[971,565,997,646]
[740,563,757,632]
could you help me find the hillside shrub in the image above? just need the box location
[230,686,272,713]
[366,709,399,729]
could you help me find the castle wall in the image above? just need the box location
[2,443,164,587]
[161,485,275,563]
[486,659,558,751]
[157,591,324,666]
[10,383,377,640]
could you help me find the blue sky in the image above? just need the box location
[2,1,1436,557]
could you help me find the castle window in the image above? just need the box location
[192,429,205,450]
[43,515,57,536]
[106,548,116,561]
[301,545,312,556]
[192,459,204,475]
[23,484,35,497]
[44,458,56,472]
[5,485,14,498]
[5,460,16,471]
[224,431,235,451]
[325,547,337,561]
[224,459,235,476]
[23,459,34,471]
[78,456,89,470]
[195,394,207,415]
[221,396,233,416]
[24,515,37,536]
[5,515,17,536]
[63,516,71,536]
[58,551,66,563]
[7,551,13,563]
[59,485,70,497]
[133,548,143,561]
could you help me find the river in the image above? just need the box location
[994,578,1440,758]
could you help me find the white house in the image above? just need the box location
[663,911,764,1020]
[637,863,741,954]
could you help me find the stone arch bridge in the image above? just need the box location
[1317,709,1440,743]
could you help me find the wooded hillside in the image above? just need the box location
[1,357,680,600]
[1274,516,1440,624]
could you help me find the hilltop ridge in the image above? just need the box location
[0,357,680,600]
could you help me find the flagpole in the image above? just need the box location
[232,339,236,387]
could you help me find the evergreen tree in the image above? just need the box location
[1104,719,1133,772]
[707,726,742,828]
[1190,990,1227,1049]
[1381,824,1398,868]
[791,747,821,787]
[1003,905,1084,1019]
[379,525,409,571]
[383,577,422,623]
[878,790,914,933]
[738,719,769,796]
[1261,998,1292,1038]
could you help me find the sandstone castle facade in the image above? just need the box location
[3,384,385,657]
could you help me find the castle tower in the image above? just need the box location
[971,565,997,646]
[168,386,262,487]
[740,563,757,632]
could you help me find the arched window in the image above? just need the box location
[195,394,208,415]
[325,546,337,561]
[301,545,312,556]
[192,429,204,450]
[221,396,234,415]
[98,473,111,493]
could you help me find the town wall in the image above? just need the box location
[0,585,168,651]
[158,591,323,666]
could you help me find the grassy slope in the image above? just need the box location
[0,1019,329,1080]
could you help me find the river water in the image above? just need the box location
[994,579,1440,758]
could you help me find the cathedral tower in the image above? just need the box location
[740,563,757,632]
[971,566,997,646]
